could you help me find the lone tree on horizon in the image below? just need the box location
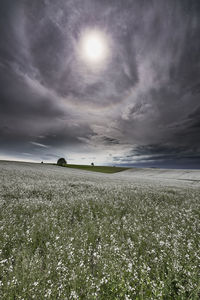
[57,157,67,166]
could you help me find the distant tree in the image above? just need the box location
[91,162,94,166]
[41,161,43,164]
[57,158,67,166]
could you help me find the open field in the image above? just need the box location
[58,164,129,173]
[0,161,199,299]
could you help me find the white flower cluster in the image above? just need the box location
[0,161,199,299]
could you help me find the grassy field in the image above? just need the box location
[58,164,130,173]
[0,161,199,299]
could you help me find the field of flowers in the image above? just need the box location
[0,161,199,299]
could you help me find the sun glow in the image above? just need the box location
[79,29,110,67]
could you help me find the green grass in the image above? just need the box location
[0,162,200,299]
[59,164,130,173]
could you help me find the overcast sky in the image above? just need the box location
[0,0,200,168]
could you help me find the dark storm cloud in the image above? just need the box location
[102,137,120,145]
[113,143,200,169]
[0,0,200,166]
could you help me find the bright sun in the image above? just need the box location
[79,29,109,67]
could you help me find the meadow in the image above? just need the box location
[58,164,129,173]
[0,161,199,299]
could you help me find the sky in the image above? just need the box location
[0,0,200,168]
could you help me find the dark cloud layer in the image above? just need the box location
[0,0,200,167]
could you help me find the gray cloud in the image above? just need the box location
[0,0,200,167]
